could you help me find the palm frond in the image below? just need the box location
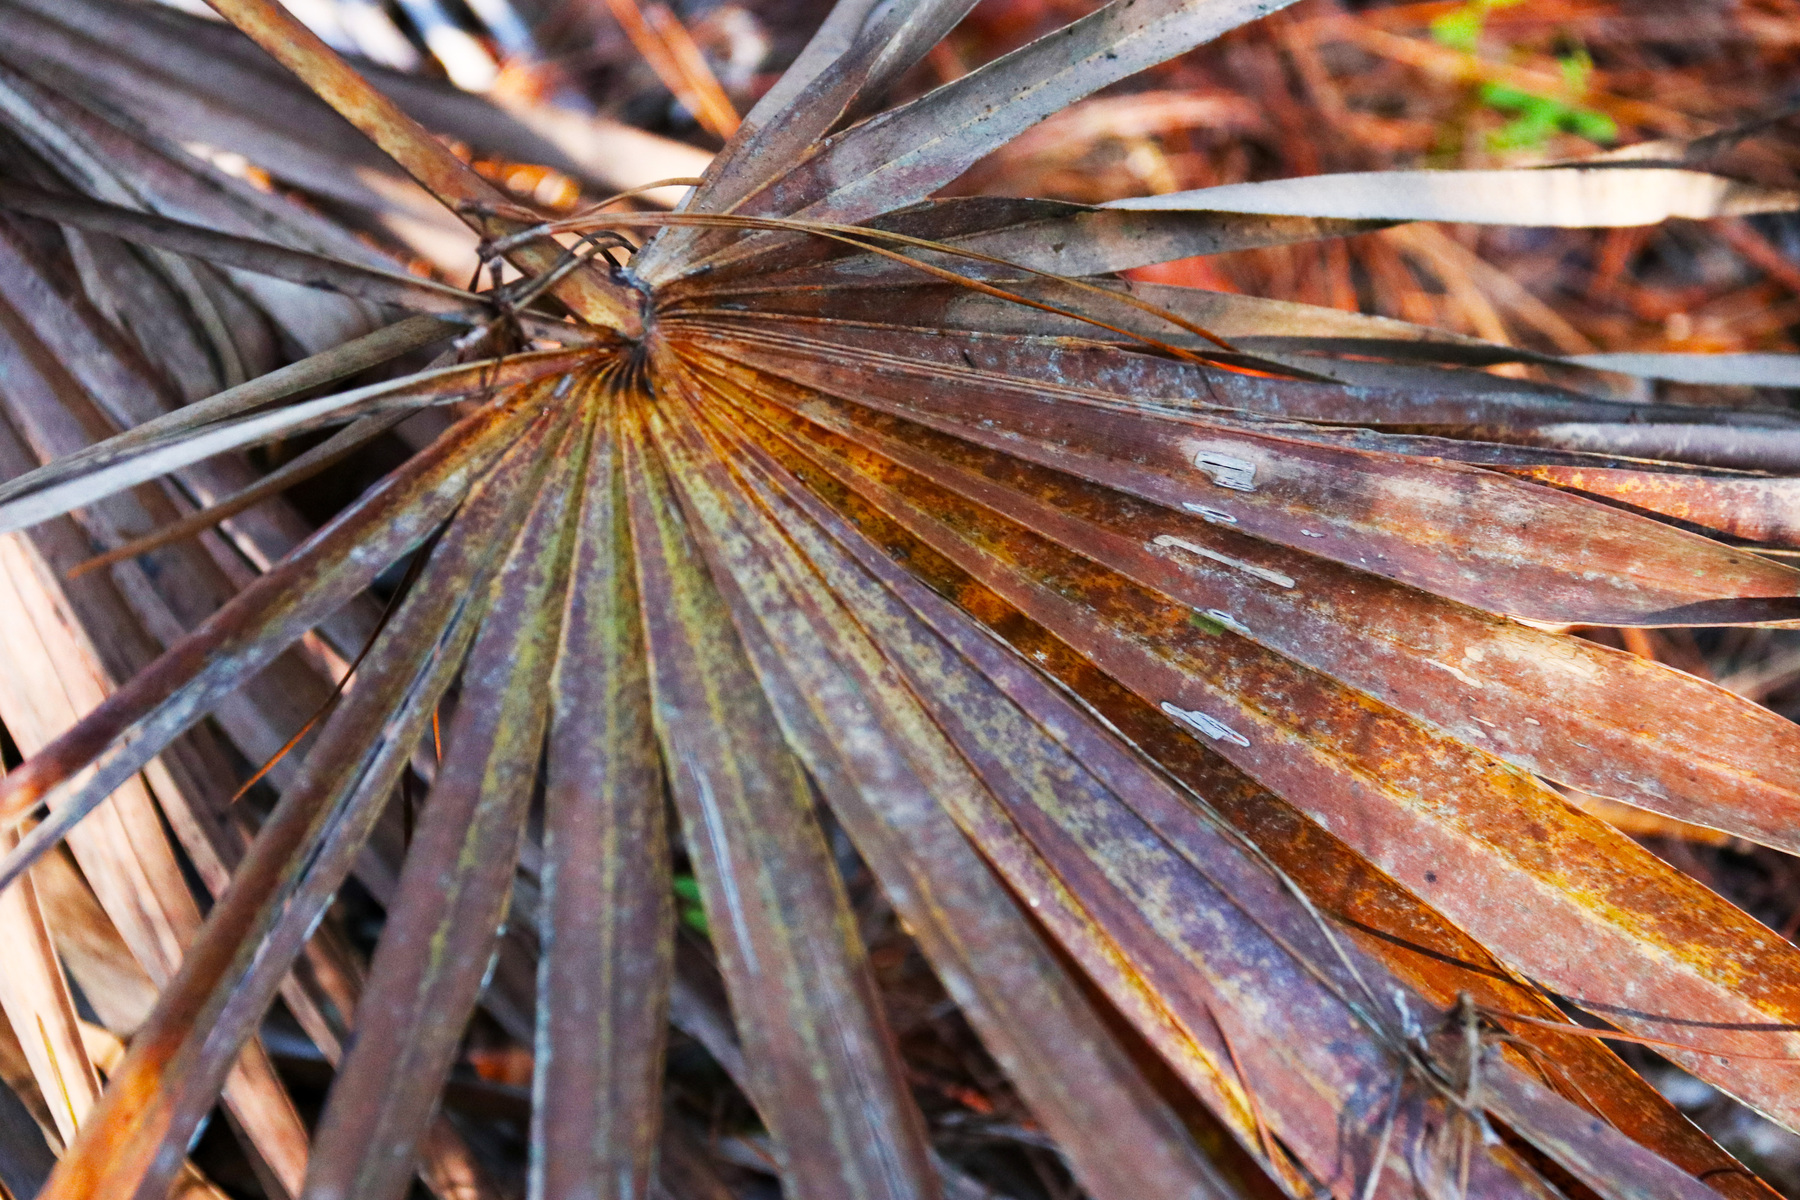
[3,1,1800,1198]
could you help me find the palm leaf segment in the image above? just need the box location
[2,0,1800,1197]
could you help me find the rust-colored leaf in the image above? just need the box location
[30,399,566,1200]
[650,376,1242,1200]
[688,324,1800,625]
[624,397,940,1200]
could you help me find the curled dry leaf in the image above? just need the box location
[2,1,1800,1199]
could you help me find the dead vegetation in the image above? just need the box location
[1,1,1800,1199]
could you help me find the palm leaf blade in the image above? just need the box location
[534,386,670,1200]
[660,388,1239,1199]
[626,401,940,1199]
[4,0,1799,1194]
[33,395,565,1200]
[304,408,585,1200]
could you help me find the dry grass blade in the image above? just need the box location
[67,412,410,580]
[0,828,101,1147]
[656,199,1386,294]
[654,0,1309,287]
[0,517,316,1197]
[0,315,456,511]
[507,210,1258,358]
[600,0,739,141]
[1568,353,1800,386]
[0,182,498,322]
[0,391,543,872]
[745,0,1308,226]
[631,0,979,279]
[202,0,638,333]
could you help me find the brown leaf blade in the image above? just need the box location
[533,381,671,1200]
[32,395,568,1200]
[698,373,1721,1199]
[695,354,1800,1135]
[0,384,549,878]
[683,355,1800,853]
[651,371,1243,1200]
[624,396,939,1200]
[202,0,638,332]
[690,325,1800,625]
[302,404,588,1200]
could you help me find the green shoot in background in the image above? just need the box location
[673,872,709,936]
[1430,0,1617,151]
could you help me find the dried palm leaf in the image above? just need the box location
[3,1,1800,1199]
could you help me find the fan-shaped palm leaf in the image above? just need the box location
[3,1,1800,1198]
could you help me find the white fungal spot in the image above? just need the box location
[1205,609,1250,635]
[1153,534,1296,589]
[1300,529,1326,538]
[1425,659,1484,688]
[1160,701,1251,747]
[1181,502,1238,525]
[1193,451,1258,491]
